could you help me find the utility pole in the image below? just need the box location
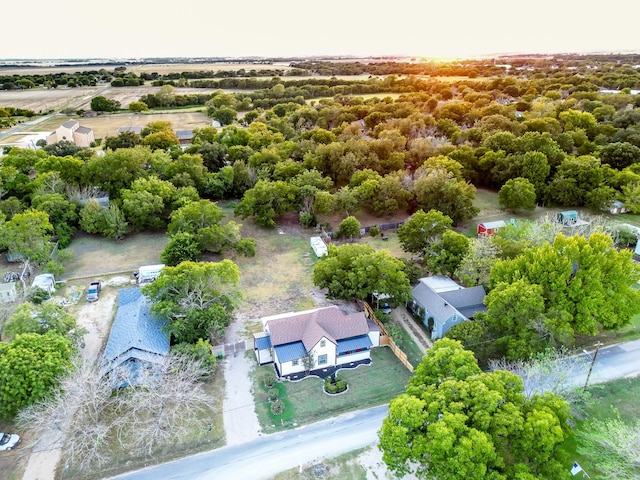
[583,342,602,392]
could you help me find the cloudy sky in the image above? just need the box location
[5,0,640,60]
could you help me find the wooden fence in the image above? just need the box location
[363,301,414,373]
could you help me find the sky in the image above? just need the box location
[5,0,640,60]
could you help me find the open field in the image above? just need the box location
[18,110,210,140]
[0,86,102,112]
[61,232,168,280]
[252,347,412,434]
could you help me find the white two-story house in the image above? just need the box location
[254,306,380,379]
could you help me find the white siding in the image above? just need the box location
[336,351,370,365]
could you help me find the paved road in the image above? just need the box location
[0,84,111,142]
[108,405,389,480]
[107,338,640,480]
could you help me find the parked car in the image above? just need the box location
[0,432,20,451]
[87,281,101,302]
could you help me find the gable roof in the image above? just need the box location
[265,306,370,351]
[102,288,169,374]
[61,120,79,129]
[75,125,93,135]
[411,278,486,325]
[117,126,142,135]
[478,220,506,230]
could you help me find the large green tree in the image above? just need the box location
[413,168,478,223]
[379,338,573,480]
[498,177,537,211]
[234,180,299,228]
[0,331,73,418]
[0,210,54,264]
[3,302,77,340]
[141,260,241,344]
[490,232,640,338]
[312,243,411,302]
[397,209,453,255]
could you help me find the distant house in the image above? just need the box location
[46,120,95,147]
[117,126,142,135]
[608,200,629,215]
[101,288,170,387]
[477,220,506,237]
[408,276,486,340]
[31,273,56,296]
[556,210,590,229]
[254,306,380,379]
[175,130,194,145]
[0,282,18,303]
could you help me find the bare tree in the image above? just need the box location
[17,353,215,474]
[111,353,212,456]
[577,414,640,480]
[489,348,589,407]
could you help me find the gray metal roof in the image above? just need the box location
[62,120,78,129]
[337,335,372,354]
[411,279,486,325]
[274,341,306,363]
[102,288,169,375]
[117,126,142,134]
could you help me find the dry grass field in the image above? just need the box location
[28,110,211,139]
[0,86,102,112]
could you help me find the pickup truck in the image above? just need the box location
[87,282,101,302]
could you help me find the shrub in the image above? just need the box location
[236,237,257,257]
[324,375,348,394]
[260,369,277,389]
[268,388,279,401]
[270,399,285,416]
[299,211,316,228]
[369,226,380,237]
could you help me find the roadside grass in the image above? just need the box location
[563,375,640,478]
[62,231,168,280]
[58,371,226,480]
[251,347,411,434]
[271,448,368,480]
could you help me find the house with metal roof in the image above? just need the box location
[408,276,486,340]
[254,306,380,379]
[101,288,170,387]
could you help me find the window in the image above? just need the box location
[318,354,327,365]
[320,340,326,347]
[292,359,299,366]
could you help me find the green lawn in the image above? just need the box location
[252,347,411,433]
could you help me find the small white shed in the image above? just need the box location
[310,236,328,257]
[0,282,18,303]
[31,274,56,296]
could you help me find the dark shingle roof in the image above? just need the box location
[102,288,169,374]
[75,126,92,134]
[266,306,369,351]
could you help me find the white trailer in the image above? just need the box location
[310,236,328,257]
[135,264,165,284]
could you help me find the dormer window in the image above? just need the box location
[320,339,326,347]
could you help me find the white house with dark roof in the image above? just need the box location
[46,119,95,147]
[408,276,486,340]
[254,306,380,378]
[101,288,170,387]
